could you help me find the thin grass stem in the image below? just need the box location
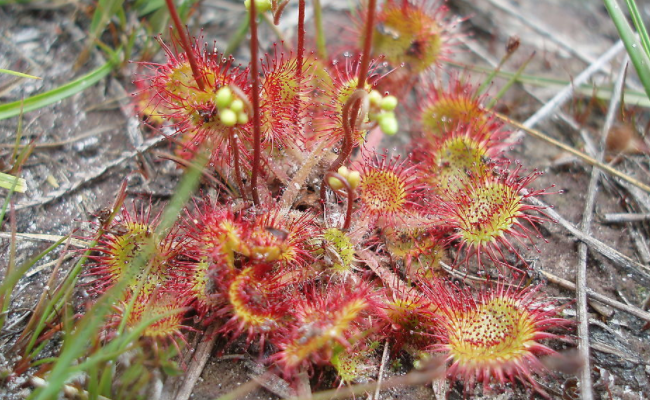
[224,17,250,56]
[312,0,327,60]
[486,51,535,109]
[494,112,650,193]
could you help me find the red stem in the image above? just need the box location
[319,0,375,209]
[294,0,306,128]
[249,3,262,206]
[320,90,364,204]
[230,128,248,201]
[297,0,306,77]
[324,171,356,231]
[273,0,290,25]
[164,0,205,91]
[356,0,377,90]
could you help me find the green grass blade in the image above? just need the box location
[0,236,69,332]
[0,237,69,296]
[0,171,19,224]
[0,172,27,192]
[487,52,536,109]
[90,0,126,36]
[312,0,327,60]
[75,0,127,67]
[0,69,41,80]
[97,363,115,397]
[155,149,208,236]
[29,145,205,397]
[86,363,100,400]
[28,258,145,400]
[0,104,24,226]
[604,0,650,100]
[136,0,165,15]
[23,266,76,356]
[22,182,128,357]
[624,0,650,57]
[447,61,650,107]
[0,58,117,120]
[224,18,250,57]
[71,307,186,373]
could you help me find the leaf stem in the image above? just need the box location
[164,0,206,91]
[297,0,306,79]
[295,0,306,129]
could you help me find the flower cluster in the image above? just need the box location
[82,0,573,397]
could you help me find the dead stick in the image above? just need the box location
[574,58,627,400]
[602,213,650,223]
[373,341,389,400]
[494,112,650,193]
[541,270,650,322]
[529,196,650,283]
[172,325,219,400]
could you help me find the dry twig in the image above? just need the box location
[495,113,650,193]
[164,325,219,400]
[373,341,390,400]
[516,41,624,133]
[541,270,650,322]
[14,135,166,211]
[529,196,650,282]
[602,213,650,223]
[574,57,626,400]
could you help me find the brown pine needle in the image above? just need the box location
[494,112,650,193]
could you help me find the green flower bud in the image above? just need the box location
[379,114,398,136]
[328,176,344,191]
[380,95,398,111]
[219,108,237,127]
[215,87,234,109]
[347,171,361,190]
[244,0,272,13]
[377,111,395,121]
[237,112,249,125]
[230,98,245,113]
[368,90,383,106]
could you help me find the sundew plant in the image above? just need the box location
[11,0,650,398]
[118,0,566,394]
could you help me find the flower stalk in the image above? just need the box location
[324,171,356,231]
[249,2,262,206]
[320,89,367,205]
[229,128,248,201]
[164,0,206,91]
[356,0,377,91]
